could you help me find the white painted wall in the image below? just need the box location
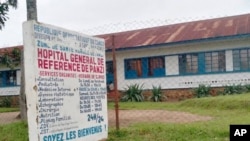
[106,38,250,90]
[119,72,250,89]
[0,87,20,96]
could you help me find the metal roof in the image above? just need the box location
[97,13,250,50]
[0,45,22,55]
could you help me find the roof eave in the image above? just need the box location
[105,33,250,52]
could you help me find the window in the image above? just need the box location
[0,72,2,86]
[148,57,165,76]
[106,61,114,84]
[179,54,198,74]
[125,59,142,77]
[125,56,165,79]
[106,61,113,75]
[0,70,18,87]
[233,49,250,71]
[205,51,225,72]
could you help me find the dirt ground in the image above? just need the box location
[108,110,212,127]
[0,112,20,124]
[0,110,212,127]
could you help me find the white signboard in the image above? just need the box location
[23,21,108,141]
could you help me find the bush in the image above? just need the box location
[223,85,234,95]
[223,84,245,95]
[193,84,211,98]
[148,85,166,102]
[0,96,12,107]
[121,84,144,102]
[244,84,250,92]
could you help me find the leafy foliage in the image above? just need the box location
[0,96,11,107]
[121,84,144,102]
[0,0,18,30]
[0,47,21,69]
[149,85,166,102]
[223,84,245,95]
[244,84,250,92]
[193,84,211,98]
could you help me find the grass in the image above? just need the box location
[1,93,250,140]
[0,107,19,113]
[108,93,250,141]
[109,93,250,115]
[0,122,28,141]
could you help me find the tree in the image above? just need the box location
[0,0,18,30]
[0,47,21,69]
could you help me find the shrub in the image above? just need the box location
[148,85,166,102]
[193,84,211,98]
[121,84,144,102]
[244,84,250,92]
[223,85,234,95]
[0,96,12,107]
[234,84,245,94]
[223,84,245,95]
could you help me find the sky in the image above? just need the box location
[0,0,250,48]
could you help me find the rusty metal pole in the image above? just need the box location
[112,35,119,130]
